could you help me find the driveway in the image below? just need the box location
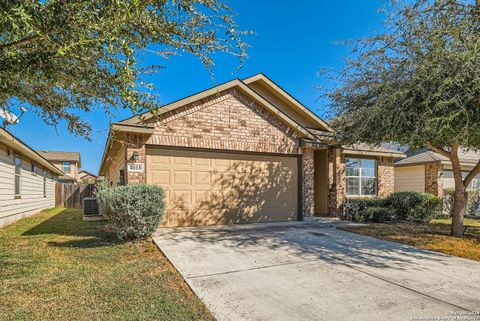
[153,222,480,321]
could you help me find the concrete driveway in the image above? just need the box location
[153,222,480,321]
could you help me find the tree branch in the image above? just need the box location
[425,142,451,159]
[0,35,41,50]
[464,160,480,187]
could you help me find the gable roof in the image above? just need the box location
[118,74,333,139]
[395,148,480,167]
[242,73,333,132]
[36,150,81,166]
[0,128,64,176]
[79,169,98,178]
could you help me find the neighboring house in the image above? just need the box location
[394,148,480,196]
[0,128,63,228]
[99,73,404,227]
[78,170,98,184]
[36,150,81,183]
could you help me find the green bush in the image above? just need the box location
[385,191,442,223]
[95,183,165,240]
[367,207,394,223]
[443,188,480,218]
[344,198,389,223]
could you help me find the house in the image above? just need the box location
[395,148,480,196]
[0,127,63,228]
[99,73,405,227]
[36,150,81,183]
[78,170,98,184]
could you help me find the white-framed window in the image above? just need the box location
[63,162,71,173]
[14,155,21,198]
[31,162,37,173]
[345,158,377,196]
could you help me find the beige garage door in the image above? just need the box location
[146,148,298,227]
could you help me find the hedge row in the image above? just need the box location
[344,191,442,223]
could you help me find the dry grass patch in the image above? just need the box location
[339,219,480,261]
[0,208,214,321]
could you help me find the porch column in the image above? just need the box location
[328,148,345,217]
[301,148,315,219]
[425,163,443,197]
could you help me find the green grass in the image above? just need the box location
[0,208,214,321]
[339,218,480,261]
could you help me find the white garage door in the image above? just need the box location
[146,148,298,227]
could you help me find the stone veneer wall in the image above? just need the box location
[425,163,442,197]
[377,157,395,198]
[327,148,345,217]
[302,148,315,218]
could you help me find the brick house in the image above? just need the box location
[395,148,480,197]
[99,74,404,227]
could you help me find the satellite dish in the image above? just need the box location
[0,108,24,126]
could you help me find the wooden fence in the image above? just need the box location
[55,183,96,208]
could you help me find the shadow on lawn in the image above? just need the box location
[23,208,119,248]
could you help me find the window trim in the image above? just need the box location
[14,155,21,199]
[43,170,47,198]
[63,161,71,173]
[345,158,377,197]
[31,161,37,175]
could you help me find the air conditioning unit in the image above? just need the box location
[83,197,103,221]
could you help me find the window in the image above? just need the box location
[14,155,21,198]
[43,171,47,198]
[345,158,377,196]
[119,170,126,186]
[31,162,37,173]
[63,162,71,173]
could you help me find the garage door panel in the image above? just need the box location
[151,170,170,184]
[173,171,191,185]
[194,171,211,185]
[146,148,298,227]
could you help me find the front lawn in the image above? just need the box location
[339,218,480,261]
[0,208,214,321]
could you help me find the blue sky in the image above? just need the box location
[7,0,385,174]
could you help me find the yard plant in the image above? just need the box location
[345,192,442,224]
[325,0,480,237]
[95,183,165,240]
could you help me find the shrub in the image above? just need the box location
[95,183,165,240]
[367,207,394,223]
[385,192,442,223]
[344,198,388,223]
[443,188,480,218]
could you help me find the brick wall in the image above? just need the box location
[425,163,442,196]
[126,134,148,184]
[378,157,395,198]
[302,148,314,217]
[146,89,300,154]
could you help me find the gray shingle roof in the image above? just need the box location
[395,149,480,166]
[36,150,81,165]
[343,143,406,156]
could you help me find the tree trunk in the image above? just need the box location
[450,149,466,237]
[450,186,466,237]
